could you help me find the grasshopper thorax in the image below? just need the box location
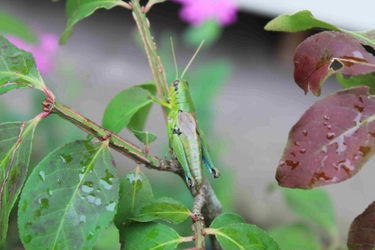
[169,78,195,113]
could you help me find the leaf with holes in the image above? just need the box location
[18,140,119,249]
[0,36,46,94]
[281,188,336,234]
[277,86,375,189]
[0,116,41,248]
[208,223,280,250]
[120,222,183,250]
[131,197,191,224]
[60,0,128,44]
[294,31,375,96]
[268,223,321,250]
[114,167,154,230]
[265,10,340,32]
[347,200,375,250]
[102,84,155,134]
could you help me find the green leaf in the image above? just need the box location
[114,167,154,229]
[60,0,126,44]
[18,140,119,249]
[268,223,321,250]
[184,19,222,47]
[337,73,375,94]
[186,60,232,131]
[264,10,340,32]
[0,36,46,94]
[210,223,280,250]
[210,213,245,229]
[132,197,191,224]
[127,82,156,131]
[120,222,183,250]
[132,128,157,147]
[102,84,155,134]
[0,117,40,248]
[0,11,37,43]
[281,188,337,234]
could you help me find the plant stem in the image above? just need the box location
[51,101,164,170]
[130,1,223,248]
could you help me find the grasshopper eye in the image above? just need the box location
[172,80,179,86]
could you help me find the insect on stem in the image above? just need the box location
[181,40,205,79]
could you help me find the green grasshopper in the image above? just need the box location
[152,41,220,188]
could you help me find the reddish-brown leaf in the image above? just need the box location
[276,86,375,189]
[347,201,375,250]
[294,31,375,96]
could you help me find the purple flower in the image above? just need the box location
[174,0,238,26]
[7,33,59,74]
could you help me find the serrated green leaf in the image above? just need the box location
[132,128,157,147]
[132,197,191,224]
[0,117,40,248]
[184,19,222,47]
[281,188,336,234]
[102,85,154,134]
[0,36,46,94]
[337,73,375,94]
[114,167,154,229]
[264,10,340,32]
[268,223,321,250]
[121,222,183,250]
[127,82,156,131]
[60,0,126,44]
[211,223,280,250]
[0,11,37,43]
[18,140,119,249]
[210,213,245,229]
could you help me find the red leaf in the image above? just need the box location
[276,86,375,189]
[294,31,375,96]
[347,201,375,250]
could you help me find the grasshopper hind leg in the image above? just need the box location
[171,133,195,188]
[200,131,220,179]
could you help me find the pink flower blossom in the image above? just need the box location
[174,0,238,26]
[7,34,59,74]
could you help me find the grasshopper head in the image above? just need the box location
[171,78,189,92]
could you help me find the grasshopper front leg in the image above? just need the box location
[170,132,195,187]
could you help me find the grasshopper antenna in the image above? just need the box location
[170,37,178,79]
[181,40,204,78]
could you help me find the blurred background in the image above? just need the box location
[2,0,375,249]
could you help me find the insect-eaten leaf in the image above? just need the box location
[294,31,375,96]
[209,223,280,250]
[277,86,375,189]
[0,118,40,248]
[0,36,46,94]
[18,140,119,250]
[120,222,183,250]
[131,197,191,224]
[114,167,154,230]
[268,223,321,250]
[60,0,125,44]
[347,200,375,250]
[132,128,157,147]
[102,83,156,134]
